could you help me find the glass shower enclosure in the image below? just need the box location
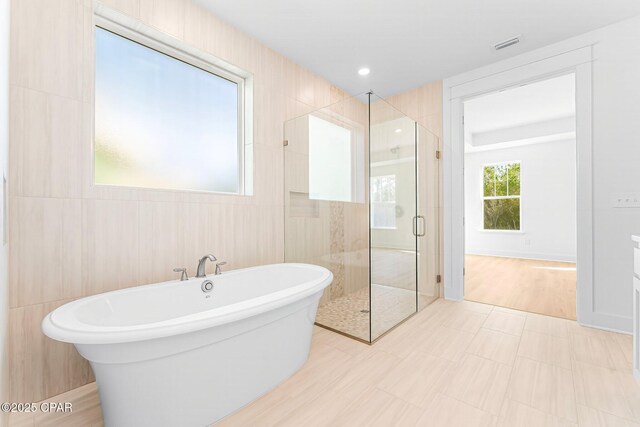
[284,92,440,343]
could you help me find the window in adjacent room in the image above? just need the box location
[371,175,397,229]
[483,162,521,230]
[94,25,249,194]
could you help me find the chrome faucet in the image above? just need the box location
[215,261,227,275]
[173,267,189,281]
[196,254,217,278]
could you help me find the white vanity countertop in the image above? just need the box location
[633,235,640,244]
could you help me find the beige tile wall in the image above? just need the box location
[7,0,351,403]
[8,0,443,404]
[386,81,443,138]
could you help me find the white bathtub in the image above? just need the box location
[42,263,332,427]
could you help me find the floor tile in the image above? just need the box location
[378,351,453,408]
[439,308,488,334]
[498,400,577,427]
[458,300,495,315]
[615,368,640,422]
[572,360,635,421]
[331,349,403,399]
[492,305,528,317]
[374,320,429,359]
[274,390,355,427]
[576,404,640,427]
[416,394,498,427]
[484,310,526,336]
[217,389,301,427]
[518,330,572,369]
[525,313,570,339]
[416,324,476,362]
[329,388,425,427]
[508,357,577,422]
[466,328,520,366]
[443,353,511,415]
[569,333,616,369]
[566,322,633,372]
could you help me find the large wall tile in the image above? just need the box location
[231,204,284,268]
[138,201,179,284]
[98,0,140,18]
[139,0,186,40]
[9,197,82,308]
[253,145,284,207]
[82,199,140,295]
[176,202,234,275]
[9,87,82,198]
[9,301,94,403]
[10,0,84,99]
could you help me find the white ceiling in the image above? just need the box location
[464,73,576,152]
[464,73,576,134]
[195,0,640,97]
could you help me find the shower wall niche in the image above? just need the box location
[284,92,440,343]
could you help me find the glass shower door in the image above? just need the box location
[283,92,437,343]
[369,94,418,340]
[283,94,371,342]
[417,125,441,309]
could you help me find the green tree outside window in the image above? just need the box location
[483,162,520,230]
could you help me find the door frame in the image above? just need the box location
[442,44,598,327]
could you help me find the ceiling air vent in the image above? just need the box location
[494,36,520,51]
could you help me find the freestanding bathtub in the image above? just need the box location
[42,263,332,427]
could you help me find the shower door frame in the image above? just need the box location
[367,91,420,342]
[283,91,440,344]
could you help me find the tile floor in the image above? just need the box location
[9,298,639,427]
[315,284,432,341]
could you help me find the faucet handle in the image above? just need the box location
[173,267,189,281]
[215,261,227,275]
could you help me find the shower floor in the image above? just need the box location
[315,284,431,341]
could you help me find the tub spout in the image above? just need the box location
[196,254,217,278]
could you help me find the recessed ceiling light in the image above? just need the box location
[358,68,370,76]
[395,128,402,133]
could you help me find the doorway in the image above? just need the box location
[462,74,577,320]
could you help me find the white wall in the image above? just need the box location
[465,139,576,262]
[0,0,9,424]
[591,16,640,328]
[444,14,640,332]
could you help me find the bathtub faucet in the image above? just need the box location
[196,254,217,278]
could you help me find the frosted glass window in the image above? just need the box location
[95,27,242,193]
[308,115,353,202]
[371,175,397,229]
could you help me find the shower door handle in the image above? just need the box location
[413,216,426,237]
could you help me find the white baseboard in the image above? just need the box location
[465,249,577,263]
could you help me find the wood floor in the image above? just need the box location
[465,254,577,320]
[10,298,638,427]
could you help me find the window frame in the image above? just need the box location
[370,174,397,230]
[93,6,253,195]
[481,161,522,232]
